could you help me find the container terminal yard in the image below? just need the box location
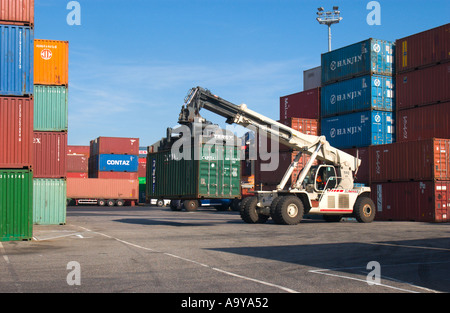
[0,1,449,298]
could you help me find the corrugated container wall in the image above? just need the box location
[321,111,394,148]
[0,0,34,25]
[0,25,33,96]
[33,178,66,225]
[321,38,395,85]
[371,181,450,223]
[395,23,450,74]
[91,137,139,155]
[321,74,394,117]
[279,88,320,120]
[66,178,139,200]
[396,63,450,110]
[370,138,450,182]
[397,102,450,142]
[0,96,33,168]
[67,154,88,172]
[67,145,89,156]
[89,171,138,180]
[147,143,241,200]
[34,39,68,86]
[33,131,67,178]
[303,66,321,90]
[0,169,33,241]
[33,85,68,131]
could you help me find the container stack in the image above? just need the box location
[67,145,90,178]
[369,24,450,223]
[88,137,140,206]
[0,0,35,241]
[320,38,395,152]
[138,146,148,204]
[32,39,69,225]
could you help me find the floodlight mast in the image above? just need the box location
[316,6,343,51]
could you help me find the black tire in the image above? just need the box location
[273,196,304,225]
[170,200,182,211]
[240,196,269,224]
[107,199,116,207]
[230,199,241,211]
[98,199,106,206]
[269,196,283,224]
[323,215,342,222]
[183,200,199,212]
[353,196,376,223]
[156,199,164,207]
[116,199,125,207]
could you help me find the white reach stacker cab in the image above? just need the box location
[178,87,376,225]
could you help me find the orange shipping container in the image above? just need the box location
[34,39,69,86]
[66,178,139,200]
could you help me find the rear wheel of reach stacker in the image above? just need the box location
[353,196,376,223]
[240,196,269,224]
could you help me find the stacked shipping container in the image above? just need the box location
[67,145,89,178]
[138,146,147,203]
[87,137,140,205]
[32,39,69,225]
[370,24,450,222]
[320,38,396,149]
[0,2,34,241]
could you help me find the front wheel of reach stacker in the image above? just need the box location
[240,196,268,224]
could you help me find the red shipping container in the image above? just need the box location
[91,136,139,155]
[66,178,139,200]
[67,154,88,173]
[33,132,67,178]
[255,151,317,188]
[67,172,88,179]
[0,0,34,25]
[0,96,33,168]
[371,181,450,223]
[396,23,450,74]
[396,63,450,110]
[370,138,450,182]
[89,171,138,180]
[279,88,320,120]
[342,147,371,184]
[67,145,90,157]
[138,159,146,177]
[397,102,450,142]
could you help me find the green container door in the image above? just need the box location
[34,85,68,131]
[0,170,33,242]
[33,178,67,225]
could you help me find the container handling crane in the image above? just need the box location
[178,86,376,225]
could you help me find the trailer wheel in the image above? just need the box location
[98,199,106,206]
[273,196,303,225]
[156,199,165,207]
[116,199,125,207]
[240,196,268,224]
[170,200,182,211]
[183,200,199,212]
[107,199,116,207]
[353,196,375,223]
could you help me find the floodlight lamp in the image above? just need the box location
[317,7,324,11]
[333,6,339,10]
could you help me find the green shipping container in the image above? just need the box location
[0,169,33,242]
[33,178,67,225]
[147,143,241,200]
[33,85,68,131]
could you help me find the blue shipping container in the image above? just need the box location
[321,74,394,117]
[321,111,395,148]
[0,25,33,96]
[94,154,139,172]
[321,38,394,85]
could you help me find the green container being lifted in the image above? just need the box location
[146,140,241,201]
[0,169,33,242]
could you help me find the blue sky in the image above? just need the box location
[34,0,449,147]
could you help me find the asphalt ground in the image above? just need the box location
[1,204,449,298]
